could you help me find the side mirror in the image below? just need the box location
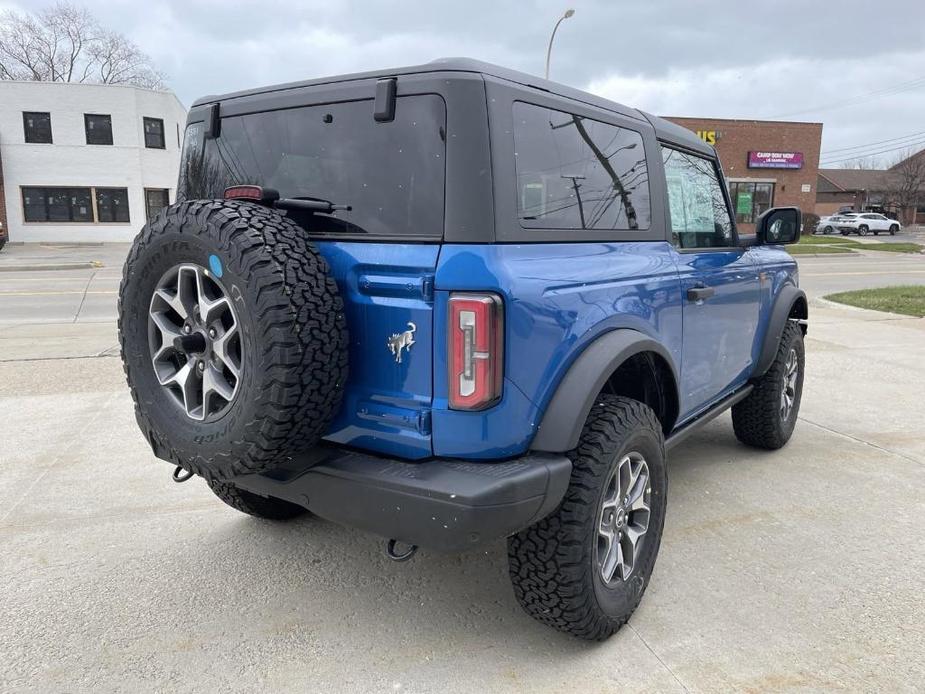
[756,207,801,245]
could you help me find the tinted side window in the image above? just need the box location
[181,95,446,238]
[23,112,52,143]
[661,147,733,249]
[512,102,649,231]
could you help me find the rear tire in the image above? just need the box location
[508,396,667,641]
[0,237,6,252]
[732,321,805,450]
[208,479,308,520]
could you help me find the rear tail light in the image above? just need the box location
[448,293,504,410]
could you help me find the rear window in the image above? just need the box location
[512,101,650,231]
[179,95,446,238]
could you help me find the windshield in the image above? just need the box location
[178,95,447,238]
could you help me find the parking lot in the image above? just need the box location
[2,244,924,692]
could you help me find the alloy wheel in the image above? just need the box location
[147,263,243,421]
[597,452,651,584]
[780,347,799,421]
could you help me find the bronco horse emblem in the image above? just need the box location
[387,322,416,363]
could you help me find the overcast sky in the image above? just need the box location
[5,0,925,167]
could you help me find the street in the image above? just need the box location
[1,244,924,692]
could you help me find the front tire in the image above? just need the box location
[508,396,667,641]
[858,225,869,236]
[890,225,898,235]
[732,321,805,450]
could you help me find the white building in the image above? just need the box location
[0,81,187,243]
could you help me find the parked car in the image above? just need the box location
[837,212,902,236]
[118,58,807,641]
[815,215,845,234]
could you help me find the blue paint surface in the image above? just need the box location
[209,254,223,278]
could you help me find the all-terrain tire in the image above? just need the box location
[208,479,308,520]
[119,199,348,481]
[508,396,667,641]
[732,321,805,450]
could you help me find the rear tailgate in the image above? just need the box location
[317,242,438,459]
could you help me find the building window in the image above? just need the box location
[23,112,53,144]
[85,114,113,145]
[145,188,170,220]
[95,188,130,222]
[512,102,650,231]
[729,181,774,224]
[143,117,165,149]
[22,187,93,222]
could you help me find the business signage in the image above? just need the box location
[748,151,804,169]
[696,130,720,145]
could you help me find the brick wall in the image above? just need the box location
[664,117,823,232]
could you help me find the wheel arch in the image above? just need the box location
[530,329,680,453]
[753,285,807,378]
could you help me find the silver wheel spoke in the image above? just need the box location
[597,452,651,585]
[148,263,242,422]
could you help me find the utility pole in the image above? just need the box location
[561,175,587,228]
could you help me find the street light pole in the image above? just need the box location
[545,9,575,80]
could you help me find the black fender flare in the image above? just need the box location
[753,284,807,378]
[531,329,679,453]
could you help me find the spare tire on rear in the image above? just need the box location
[118,199,348,480]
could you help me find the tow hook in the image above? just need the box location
[172,465,195,483]
[385,539,418,562]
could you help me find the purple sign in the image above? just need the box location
[748,151,804,169]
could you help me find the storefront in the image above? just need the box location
[664,117,823,232]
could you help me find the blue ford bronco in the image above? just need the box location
[119,59,807,640]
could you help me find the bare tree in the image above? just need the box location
[887,149,925,224]
[0,2,165,88]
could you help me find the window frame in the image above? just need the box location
[728,180,775,225]
[84,113,114,145]
[20,185,131,224]
[659,143,740,253]
[511,101,652,234]
[483,76,664,244]
[144,187,170,220]
[143,116,166,149]
[94,187,131,223]
[23,111,53,144]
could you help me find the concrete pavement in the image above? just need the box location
[1,245,924,693]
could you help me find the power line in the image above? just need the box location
[769,74,925,119]
[820,137,925,166]
[821,129,925,156]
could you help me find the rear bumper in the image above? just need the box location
[231,448,572,552]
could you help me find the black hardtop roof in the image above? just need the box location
[192,57,711,155]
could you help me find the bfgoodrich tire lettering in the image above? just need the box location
[508,396,667,641]
[119,199,348,480]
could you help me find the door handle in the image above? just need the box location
[687,286,715,302]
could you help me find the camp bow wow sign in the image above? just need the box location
[747,151,804,169]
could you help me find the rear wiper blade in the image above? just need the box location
[275,195,352,214]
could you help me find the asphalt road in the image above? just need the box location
[1,244,924,692]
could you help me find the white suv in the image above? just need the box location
[836,213,901,236]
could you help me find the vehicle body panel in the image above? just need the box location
[432,242,682,458]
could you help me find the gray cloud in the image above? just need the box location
[7,0,925,163]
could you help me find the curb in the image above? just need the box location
[814,296,920,320]
[0,261,103,273]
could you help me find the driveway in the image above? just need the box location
[1,245,923,692]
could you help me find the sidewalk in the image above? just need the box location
[0,242,130,272]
